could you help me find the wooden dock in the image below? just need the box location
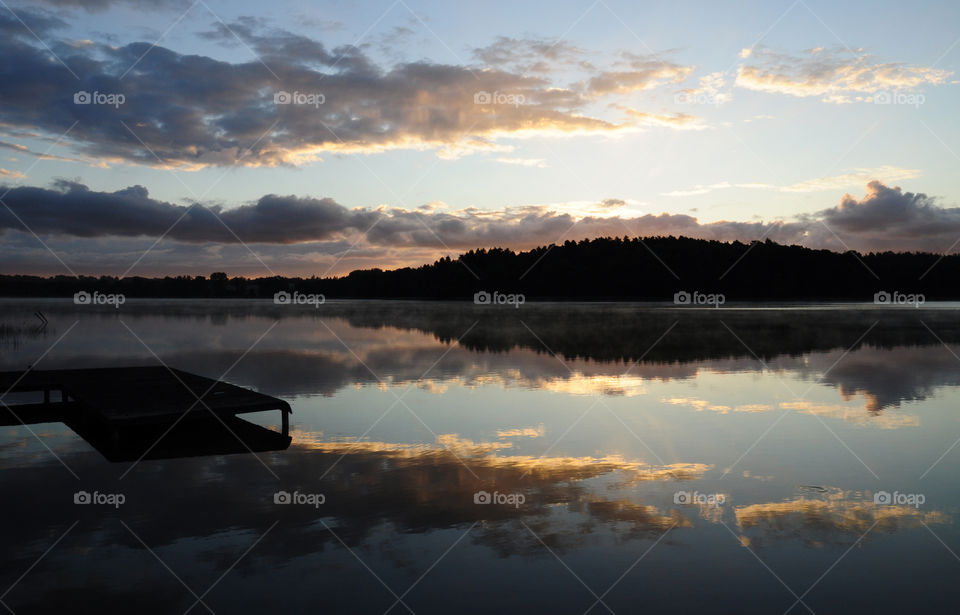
[0,366,292,461]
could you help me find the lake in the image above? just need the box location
[1,299,959,613]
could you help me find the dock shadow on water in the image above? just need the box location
[1,299,959,613]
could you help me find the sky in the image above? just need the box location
[0,0,958,277]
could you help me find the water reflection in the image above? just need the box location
[663,397,921,428]
[735,487,950,548]
[2,300,960,612]
[2,300,959,415]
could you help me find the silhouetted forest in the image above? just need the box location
[0,236,954,300]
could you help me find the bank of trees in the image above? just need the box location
[0,236,953,300]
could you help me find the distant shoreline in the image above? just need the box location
[2,236,956,303]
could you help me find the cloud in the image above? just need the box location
[781,166,921,192]
[2,179,958,276]
[585,58,693,97]
[0,140,30,153]
[0,180,378,243]
[496,425,546,438]
[0,138,113,167]
[0,12,696,170]
[674,71,732,106]
[661,181,741,197]
[0,8,66,38]
[818,180,960,241]
[495,157,547,168]
[473,37,587,73]
[374,24,419,57]
[735,46,951,102]
[661,166,920,196]
[620,108,706,130]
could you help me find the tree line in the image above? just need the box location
[0,236,954,300]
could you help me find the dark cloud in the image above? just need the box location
[820,180,960,239]
[0,12,698,170]
[196,16,342,67]
[0,8,66,35]
[0,180,955,259]
[0,181,377,243]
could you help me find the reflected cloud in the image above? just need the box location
[779,401,920,428]
[290,429,711,482]
[735,488,950,548]
[3,301,960,611]
[663,396,920,428]
[496,424,545,438]
[661,396,769,414]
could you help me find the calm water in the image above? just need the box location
[2,299,960,613]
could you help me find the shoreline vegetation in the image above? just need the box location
[0,236,955,300]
